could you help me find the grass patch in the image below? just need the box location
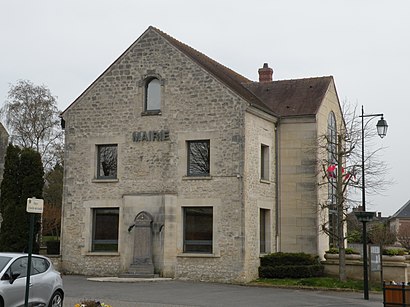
[254,277,382,292]
[42,236,59,242]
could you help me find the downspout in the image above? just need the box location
[275,120,280,252]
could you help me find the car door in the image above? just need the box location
[29,257,52,305]
[1,257,28,307]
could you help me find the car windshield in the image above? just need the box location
[0,256,12,271]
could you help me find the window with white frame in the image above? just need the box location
[97,144,117,179]
[183,207,213,253]
[187,140,210,177]
[261,144,269,180]
[92,208,119,252]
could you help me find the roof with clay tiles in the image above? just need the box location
[62,26,334,118]
[151,26,333,117]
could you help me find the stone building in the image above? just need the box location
[390,200,410,235]
[60,26,344,282]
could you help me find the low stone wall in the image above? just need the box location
[322,254,409,283]
[48,255,62,272]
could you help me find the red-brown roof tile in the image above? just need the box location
[243,77,333,117]
[153,27,332,118]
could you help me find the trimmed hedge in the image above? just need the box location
[260,252,319,267]
[259,252,324,279]
[259,264,325,279]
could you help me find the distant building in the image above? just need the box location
[60,27,344,282]
[390,200,410,234]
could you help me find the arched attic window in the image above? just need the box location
[145,77,161,113]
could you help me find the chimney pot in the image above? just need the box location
[258,63,273,83]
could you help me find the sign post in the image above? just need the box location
[25,197,43,307]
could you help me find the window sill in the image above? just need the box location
[141,110,161,116]
[92,178,119,183]
[182,176,212,180]
[85,252,120,256]
[260,179,270,184]
[177,253,220,258]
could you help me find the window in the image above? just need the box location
[145,78,161,112]
[187,140,210,177]
[183,207,213,253]
[261,144,269,180]
[92,208,119,252]
[9,257,28,278]
[260,209,270,253]
[97,144,117,179]
[327,112,337,247]
[31,257,50,275]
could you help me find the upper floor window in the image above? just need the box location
[97,144,117,179]
[327,112,337,164]
[145,78,161,112]
[261,144,269,181]
[327,112,338,247]
[187,140,210,177]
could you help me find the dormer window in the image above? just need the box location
[145,77,161,113]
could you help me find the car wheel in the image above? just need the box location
[0,297,3,307]
[48,290,63,307]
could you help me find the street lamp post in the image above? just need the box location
[358,105,388,300]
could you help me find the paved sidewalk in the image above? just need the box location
[62,275,384,307]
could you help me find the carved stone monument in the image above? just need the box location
[122,211,155,278]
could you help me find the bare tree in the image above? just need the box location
[368,222,396,247]
[318,102,390,281]
[397,223,410,250]
[1,80,63,170]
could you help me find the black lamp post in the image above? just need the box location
[357,105,388,300]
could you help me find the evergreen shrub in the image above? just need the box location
[259,252,324,279]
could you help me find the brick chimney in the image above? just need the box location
[258,63,273,83]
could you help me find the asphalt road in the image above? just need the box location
[62,275,384,307]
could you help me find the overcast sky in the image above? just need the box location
[1,0,409,216]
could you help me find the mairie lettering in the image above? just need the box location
[133,130,170,142]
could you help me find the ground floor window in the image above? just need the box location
[183,207,213,253]
[92,208,119,252]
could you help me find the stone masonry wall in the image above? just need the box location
[278,80,344,257]
[315,80,344,258]
[61,29,250,281]
[243,111,277,281]
[278,117,319,254]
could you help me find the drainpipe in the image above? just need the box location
[274,120,280,252]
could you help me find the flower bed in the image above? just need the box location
[74,300,112,307]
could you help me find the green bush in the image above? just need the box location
[383,248,406,256]
[259,264,324,279]
[260,252,319,267]
[325,247,359,254]
[259,252,324,279]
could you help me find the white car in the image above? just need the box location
[0,253,64,307]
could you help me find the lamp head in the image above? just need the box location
[376,117,388,138]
